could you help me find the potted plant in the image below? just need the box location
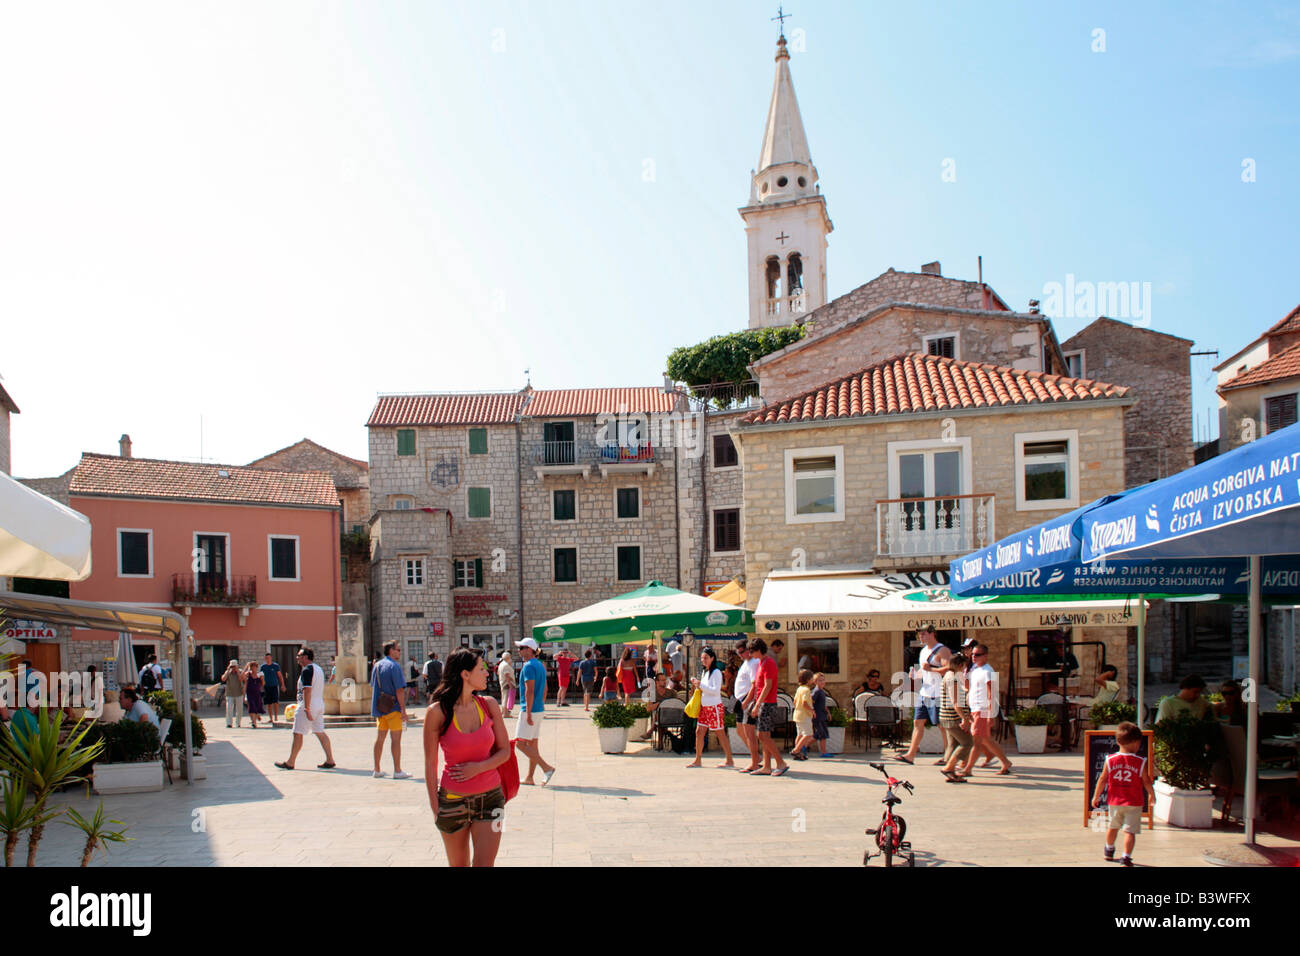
[1008,706,1057,753]
[1089,700,1136,730]
[826,707,851,754]
[624,701,650,741]
[1275,692,1300,714]
[591,701,634,754]
[724,710,748,755]
[1152,713,1219,829]
[92,720,163,794]
[147,691,206,777]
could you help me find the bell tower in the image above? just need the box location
[739,32,832,329]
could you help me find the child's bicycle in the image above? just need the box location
[864,762,915,867]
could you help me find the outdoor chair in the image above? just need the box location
[865,696,901,750]
[852,692,872,747]
[655,699,686,752]
[776,691,795,711]
[1035,693,1073,751]
[157,717,173,785]
[1213,725,1296,823]
[823,694,838,711]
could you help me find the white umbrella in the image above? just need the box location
[115,632,136,687]
[0,471,92,580]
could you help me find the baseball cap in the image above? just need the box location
[961,637,977,648]
[515,638,540,651]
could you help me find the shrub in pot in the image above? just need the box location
[591,701,634,754]
[1152,713,1219,828]
[624,701,650,741]
[826,707,851,754]
[1008,706,1056,754]
[1089,700,1136,729]
[93,720,163,795]
[1275,692,1300,714]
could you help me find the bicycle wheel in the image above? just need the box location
[894,814,907,846]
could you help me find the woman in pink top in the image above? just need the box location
[424,648,512,867]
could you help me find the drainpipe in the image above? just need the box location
[515,420,526,639]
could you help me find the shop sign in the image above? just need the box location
[4,624,56,640]
[453,593,508,617]
[429,622,444,637]
[905,614,1003,629]
[1038,610,1132,626]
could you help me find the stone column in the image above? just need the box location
[325,614,372,716]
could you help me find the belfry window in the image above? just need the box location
[787,252,803,294]
[765,256,782,300]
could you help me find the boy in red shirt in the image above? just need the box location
[1090,721,1154,866]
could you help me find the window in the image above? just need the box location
[454,558,483,588]
[616,545,641,581]
[1015,430,1079,510]
[1063,349,1086,379]
[1265,394,1298,433]
[268,535,299,580]
[791,637,842,678]
[405,558,425,587]
[390,496,413,510]
[885,439,972,552]
[553,489,576,521]
[469,428,488,455]
[554,547,577,583]
[341,556,348,582]
[784,446,845,523]
[543,421,576,464]
[397,429,416,456]
[616,487,640,519]
[468,487,491,518]
[924,334,957,359]
[713,433,738,468]
[118,530,152,577]
[713,508,740,552]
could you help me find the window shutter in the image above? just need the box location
[469,428,488,454]
[450,560,457,589]
[475,557,483,587]
[1266,394,1297,433]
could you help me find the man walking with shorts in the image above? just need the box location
[963,643,1012,775]
[578,649,598,711]
[261,652,286,726]
[275,647,336,770]
[514,638,556,785]
[371,640,411,778]
[898,624,950,765]
[733,639,762,772]
[746,637,787,777]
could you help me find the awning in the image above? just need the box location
[754,570,1144,633]
[0,471,92,580]
[708,578,747,606]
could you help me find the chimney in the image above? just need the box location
[920,261,941,276]
[1027,299,1041,314]
[119,434,132,458]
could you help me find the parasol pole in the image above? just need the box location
[1136,595,1146,730]
[1245,556,1260,845]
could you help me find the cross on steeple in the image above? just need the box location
[775,231,790,245]
[771,5,791,36]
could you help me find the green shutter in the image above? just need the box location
[475,557,483,587]
[469,487,490,518]
[397,429,416,456]
[469,428,488,455]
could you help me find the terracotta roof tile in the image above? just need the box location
[69,454,339,508]
[740,353,1131,426]
[368,393,528,427]
[1265,304,1300,338]
[524,388,679,417]
[1220,341,1300,391]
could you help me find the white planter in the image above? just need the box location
[1014,725,1048,754]
[727,728,749,755]
[598,726,628,754]
[919,724,944,754]
[826,727,845,754]
[1153,779,1215,829]
[628,717,650,740]
[180,754,207,780]
[94,761,164,795]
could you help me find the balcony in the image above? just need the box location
[766,291,807,318]
[531,440,657,478]
[876,494,995,561]
[171,573,258,626]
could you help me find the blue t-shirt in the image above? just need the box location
[520,657,547,713]
[578,658,598,682]
[260,662,281,693]
[370,657,406,717]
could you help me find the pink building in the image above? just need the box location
[66,448,340,684]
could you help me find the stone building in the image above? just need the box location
[1216,305,1300,453]
[734,352,1136,706]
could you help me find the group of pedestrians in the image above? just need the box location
[895,625,1013,780]
[219,653,288,729]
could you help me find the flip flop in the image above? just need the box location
[739,766,758,774]
[997,766,1015,776]
[274,762,294,770]
[945,774,968,783]
[751,769,772,776]
[317,762,336,769]
[895,755,915,765]
[771,766,789,777]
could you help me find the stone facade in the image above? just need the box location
[754,303,1067,403]
[1061,318,1194,485]
[1218,376,1300,454]
[248,439,370,533]
[675,411,747,597]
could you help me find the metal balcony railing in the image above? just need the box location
[599,442,655,463]
[171,573,258,606]
[876,494,995,558]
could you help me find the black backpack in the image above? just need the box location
[140,666,157,692]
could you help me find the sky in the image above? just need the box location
[3,0,1298,477]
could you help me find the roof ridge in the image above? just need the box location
[1220,339,1300,391]
[247,437,369,471]
[78,451,333,478]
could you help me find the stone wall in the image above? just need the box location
[755,304,1059,403]
[736,404,1128,611]
[1062,319,1193,485]
[19,469,74,505]
[370,508,456,659]
[1218,378,1299,453]
[677,412,747,596]
[249,441,370,524]
[800,269,1008,341]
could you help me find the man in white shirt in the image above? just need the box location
[275,647,336,771]
[962,643,1013,775]
[732,639,762,772]
[898,625,949,765]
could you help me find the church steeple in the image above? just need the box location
[740,28,832,330]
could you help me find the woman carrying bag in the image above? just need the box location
[685,646,734,769]
[425,648,518,867]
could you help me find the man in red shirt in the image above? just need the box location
[555,648,576,707]
[745,637,788,777]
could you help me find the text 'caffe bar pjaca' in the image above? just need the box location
[753,568,1140,703]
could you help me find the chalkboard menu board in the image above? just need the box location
[1083,729,1155,828]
